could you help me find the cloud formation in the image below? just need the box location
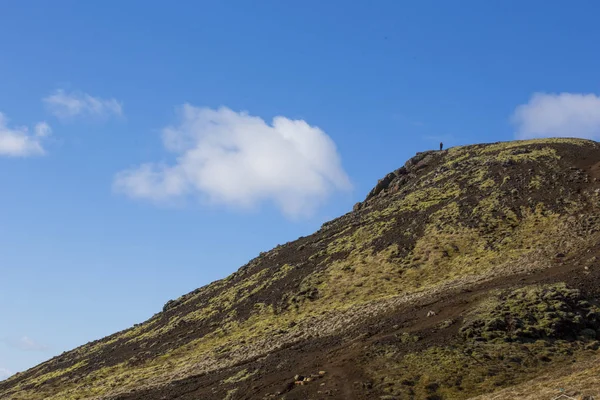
[15,336,48,351]
[114,105,351,217]
[0,113,51,157]
[43,89,123,120]
[2,336,48,352]
[512,92,600,140]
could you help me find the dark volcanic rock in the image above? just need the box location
[4,138,600,400]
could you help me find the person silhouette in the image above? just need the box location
[440,142,444,151]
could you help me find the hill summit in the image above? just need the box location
[2,138,600,400]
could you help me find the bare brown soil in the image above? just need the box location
[2,138,600,400]
[107,244,600,400]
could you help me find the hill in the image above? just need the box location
[2,138,600,400]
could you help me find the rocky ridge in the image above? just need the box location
[2,138,600,400]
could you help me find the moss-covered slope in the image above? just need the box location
[2,138,600,400]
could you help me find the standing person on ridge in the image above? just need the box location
[440,142,444,151]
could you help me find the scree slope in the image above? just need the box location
[2,138,600,400]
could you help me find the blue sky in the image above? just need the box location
[2,0,600,378]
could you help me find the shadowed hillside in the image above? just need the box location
[2,138,600,400]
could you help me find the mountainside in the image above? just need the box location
[3,138,600,400]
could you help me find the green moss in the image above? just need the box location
[398,183,462,212]
[367,281,600,398]
[529,175,543,189]
[479,178,496,189]
[398,332,420,343]
[494,147,560,163]
[222,368,257,384]
[444,150,471,168]
[7,138,600,400]
[479,138,590,153]
[24,360,88,387]
[327,219,395,255]
[368,339,594,399]
[224,388,238,400]
[317,245,406,306]
[461,283,600,342]
[10,203,578,400]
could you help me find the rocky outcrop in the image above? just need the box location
[5,139,600,400]
[356,149,442,210]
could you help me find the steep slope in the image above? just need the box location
[2,138,600,400]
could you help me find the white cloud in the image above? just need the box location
[2,336,48,352]
[0,367,12,381]
[16,336,48,351]
[0,113,50,157]
[114,105,351,218]
[34,121,52,137]
[43,89,123,120]
[512,92,600,140]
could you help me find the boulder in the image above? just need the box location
[404,150,436,170]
